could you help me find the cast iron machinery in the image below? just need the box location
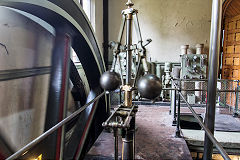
[0,1,161,159]
[100,1,162,159]
[0,0,232,160]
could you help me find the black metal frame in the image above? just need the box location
[103,0,109,70]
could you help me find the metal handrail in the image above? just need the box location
[163,88,240,92]
[178,92,230,160]
[173,78,239,82]
[6,92,106,160]
[172,82,231,160]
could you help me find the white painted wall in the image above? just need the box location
[109,0,212,62]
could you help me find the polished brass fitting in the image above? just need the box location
[122,85,133,107]
[126,13,133,20]
[126,0,134,8]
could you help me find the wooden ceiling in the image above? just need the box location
[223,0,240,18]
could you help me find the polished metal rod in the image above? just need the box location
[117,55,124,85]
[102,105,122,127]
[172,80,230,159]
[163,88,239,93]
[6,92,106,160]
[172,79,239,82]
[204,0,222,159]
[126,16,133,85]
[111,56,118,72]
[178,92,230,160]
[132,55,141,87]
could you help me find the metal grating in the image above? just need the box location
[179,79,240,115]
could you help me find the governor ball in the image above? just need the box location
[100,71,121,91]
[137,74,162,99]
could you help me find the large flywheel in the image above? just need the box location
[0,0,108,159]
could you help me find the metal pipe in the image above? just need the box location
[124,8,133,107]
[6,92,105,160]
[126,15,133,85]
[178,92,230,160]
[173,79,240,82]
[203,0,222,159]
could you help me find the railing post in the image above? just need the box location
[233,80,239,117]
[175,89,182,138]
[224,80,227,107]
[172,88,177,126]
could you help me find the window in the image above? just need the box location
[79,0,91,21]
[78,0,83,6]
[71,48,80,64]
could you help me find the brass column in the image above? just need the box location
[122,1,135,159]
